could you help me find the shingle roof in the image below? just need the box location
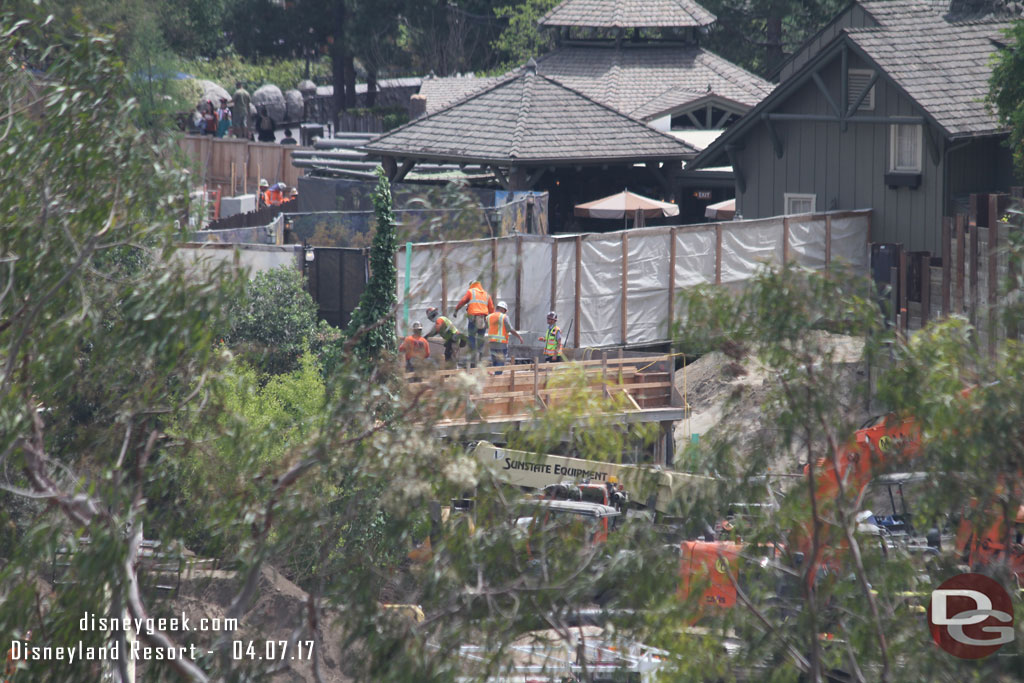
[539,0,716,28]
[847,0,1013,135]
[419,75,503,114]
[363,65,698,164]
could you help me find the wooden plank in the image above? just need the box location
[988,195,1000,308]
[889,266,899,329]
[574,235,582,349]
[668,227,677,334]
[942,217,951,316]
[955,214,965,314]
[621,232,629,345]
[782,216,790,265]
[515,235,523,329]
[824,215,832,268]
[715,224,722,285]
[920,252,931,326]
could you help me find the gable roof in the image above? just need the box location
[539,0,716,28]
[363,65,698,165]
[418,45,773,119]
[689,0,1013,168]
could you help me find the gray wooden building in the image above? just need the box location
[687,0,1020,253]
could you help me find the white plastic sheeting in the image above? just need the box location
[174,243,301,280]
[720,218,784,283]
[392,210,870,349]
[626,231,671,345]
[830,214,869,268]
[674,229,717,287]
[579,237,624,348]
[788,217,827,270]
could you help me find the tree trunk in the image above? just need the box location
[331,1,347,126]
[366,69,377,108]
[765,9,784,74]
[344,53,357,110]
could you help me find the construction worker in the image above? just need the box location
[453,280,494,367]
[4,631,29,682]
[398,321,430,375]
[539,311,564,362]
[258,178,271,208]
[267,183,285,206]
[425,307,466,366]
[486,301,523,374]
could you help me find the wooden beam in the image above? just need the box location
[766,113,924,125]
[782,217,790,264]
[941,216,951,316]
[969,217,979,325]
[394,158,417,183]
[490,165,512,191]
[955,214,965,314]
[845,70,878,117]
[725,146,746,194]
[574,235,582,349]
[621,231,629,345]
[762,116,784,159]
[924,125,941,166]
[920,251,931,326]
[812,71,842,117]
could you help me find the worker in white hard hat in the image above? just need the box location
[539,311,564,362]
[485,300,523,375]
[398,321,430,376]
[258,178,271,208]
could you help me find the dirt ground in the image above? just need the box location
[673,332,871,473]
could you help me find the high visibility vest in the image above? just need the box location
[401,335,429,359]
[261,190,272,206]
[268,189,284,206]
[436,316,460,341]
[543,325,561,357]
[486,312,509,344]
[466,285,490,316]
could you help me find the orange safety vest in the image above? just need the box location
[268,189,284,206]
[543,325,562,357]
[466,285,490,316]
[400,335,429,360]
[486,312,510,344]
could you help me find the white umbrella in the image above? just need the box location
[704,198,735,220]
[574,189,679,228]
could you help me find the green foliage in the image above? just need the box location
[989,21,1024,180]
[492,0,560,69]
[226,265,337,375]
[343,166,398,363]
[178,48,333,92]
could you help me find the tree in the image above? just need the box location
[989,21,1024,180]
[343,166,398,364]
[492,0,561,69]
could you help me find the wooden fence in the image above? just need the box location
[880,190,1023,350]
[178,135,301,200]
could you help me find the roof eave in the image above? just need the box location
[361,149,694,166]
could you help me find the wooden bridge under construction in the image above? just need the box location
[408,352,682,465]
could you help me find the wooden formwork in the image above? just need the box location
[409,354,679,425]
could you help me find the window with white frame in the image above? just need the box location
[784,193,816,215]
[889,124,922,173]
[848,69,875,111]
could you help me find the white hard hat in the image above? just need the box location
[412,321,423,330]
[497,301,508,310]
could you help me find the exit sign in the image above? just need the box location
[693,190,712,200]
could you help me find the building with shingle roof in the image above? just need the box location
[539,0,716,28]
[687,0,1021,253]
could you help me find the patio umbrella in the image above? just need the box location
[704,198,735,220]
[574,189,679,228]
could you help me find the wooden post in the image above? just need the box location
[515,235,523,329]
[782,216,790,265]
[668,228,677,336]
[955,214,966,314]
[920,252,931,326]
[533,360,539,403]
[889,266,899,329]
[988,194,1001,355]
[574,235,582,349]
[601,350,608,397]
[715,224,723,285]
[550,239,558,311]
[621,231,629,346]
[941,217,951,316]
[899,248,908,333]
[491,238,498,298]
[824,215,832,269]
[969,217,979,325]
[617,347,623,385]
[441,244,449,315]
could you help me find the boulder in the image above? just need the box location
[197,79,230,108]
[284,89,304,122]
[252,84,286,123]
[297,79,317,97]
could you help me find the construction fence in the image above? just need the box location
[398,209,871,349]
[178,135,301,200]
[877,191,1023,350]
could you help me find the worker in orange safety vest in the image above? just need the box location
[453,280,494,367]
[485,301,523,375]
[257,178,271,208]
[398,321,430,375]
